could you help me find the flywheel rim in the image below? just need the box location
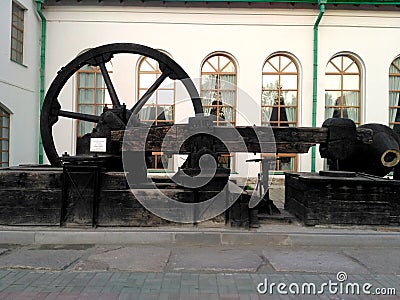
[40,43,203,166]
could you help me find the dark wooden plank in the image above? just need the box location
[0,208,60,225]
[101,172,128,189]
[114,125,329,154]
[0,170,62,189]
[0,190,62,225]
[0,190,61,208]
[97,189,227,226]
[319,212,390,225]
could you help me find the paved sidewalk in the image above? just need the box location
[0,242,399,299]
[0,270,398,299]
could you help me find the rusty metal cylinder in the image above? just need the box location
[373,132,400,168]
[337,123,400,176]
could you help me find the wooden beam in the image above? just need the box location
[111,125,329,154]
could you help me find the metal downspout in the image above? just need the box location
[311,1,325,172]
[35,0,46,164]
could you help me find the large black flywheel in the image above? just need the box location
[40,43,203,166]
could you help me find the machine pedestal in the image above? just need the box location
[285,171,400,226]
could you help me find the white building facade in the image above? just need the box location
[0,0,41,167]
[1,0,400,177]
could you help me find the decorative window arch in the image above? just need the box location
[389,56,400,134]
[137,56,175,170]
[201,53,237,169]
[325,54,362,125]
[200,53,237,126]
[261,53,299,171]
[0,105,10,167]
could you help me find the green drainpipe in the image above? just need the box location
[35,0,46,164]
[311,0,325,172]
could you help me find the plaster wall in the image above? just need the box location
[0,0,41,166]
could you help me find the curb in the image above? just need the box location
[1,226,400,247]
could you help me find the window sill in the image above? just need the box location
[10,59,27,68]
[271,171,292,175]
[147,170,239,174]
[148,169,175,173]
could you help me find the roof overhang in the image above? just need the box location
[43,0,400,11]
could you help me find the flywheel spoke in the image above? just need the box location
[131,72,168,115]
[99,61,121,108]
[59,110,100,123]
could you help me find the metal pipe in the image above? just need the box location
[311,1,325,173]
[35,0,46,164]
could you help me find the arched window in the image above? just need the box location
[76,65,111,137]
[262,54,299,171]
[201,54,237,126]
[201,54,237,169]
[0,106,10,167]
[138,57,175,126]
[137,56,175,170]
[325,54,361,125]
[389,57,400,134]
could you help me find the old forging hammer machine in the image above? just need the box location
[40,43,400,224]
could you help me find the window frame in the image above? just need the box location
[325,54,362,125]
[261,53,299,172]
[261,54,299,128]
[10,1,25,65]
[75,66,110,138]
[137,56,176,171]
[137,57,176,126]
[260,153,298,175]
[0,107,10,168]
[200,54,237,126]
[389,57,400,131]
[200,53,237,171]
